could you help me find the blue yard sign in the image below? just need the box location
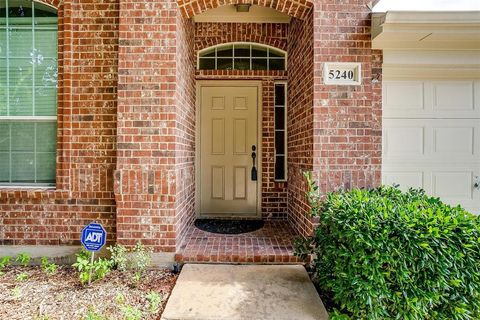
[81,222,107,252]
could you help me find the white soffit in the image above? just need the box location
[193,5,291,23]
[372,11,480,50]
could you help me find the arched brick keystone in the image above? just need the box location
[177,0,313,20]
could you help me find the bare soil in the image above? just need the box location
[0,266,178,320]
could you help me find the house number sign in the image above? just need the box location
[323,62,362,85]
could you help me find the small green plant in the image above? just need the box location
[145,291,163,314]
[11,286,22,298]
[40,257,58,275]
[72,250,112,285]
[83,307,109,320]
[0,256,12,269]
[120,305,143,320]
[115,293,125,305]
[296,172,480,320]
[129,242,152,284]
[16,272,28,281]
[107,244,128,271]
[0,256,11,275]
[16,252,31,267]
[55,293,65,302]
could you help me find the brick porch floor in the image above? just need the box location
[176,220,304,264]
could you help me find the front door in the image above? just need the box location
[200,85,259,217]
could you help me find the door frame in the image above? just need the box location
[195,80,263,219]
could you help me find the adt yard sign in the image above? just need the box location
[81,223,106,252]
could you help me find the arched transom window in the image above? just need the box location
[0,0,58,186]
[198,42,286,71]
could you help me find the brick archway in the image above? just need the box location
[195,33,288,53]
[178,0,313,20]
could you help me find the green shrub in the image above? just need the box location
[107,244,128,271]
[83,307,109,320]
[0,256,12,274]
[72,250,112,285]
[145,291,163,314]
[296,172,480,320]
[129,242,152,285]
[40,257,58,275]
[15,272,28,281]
[15,252,31,267]
[120,305,143,320]
[107,242,152,285]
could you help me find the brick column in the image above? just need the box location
[287,12,315,237]
[115,0,178,253]
[115,0,196,253]
[312,1,382,191]
[287,1,382,238]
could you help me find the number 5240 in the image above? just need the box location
[328,69,354,80]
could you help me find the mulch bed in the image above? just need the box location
[0,266,178,320]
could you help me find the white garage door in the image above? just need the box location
[382,80,480,214]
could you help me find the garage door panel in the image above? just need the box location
[384,81,424,111]
[433,127,474,156]
[431,81,474,111]
[432,171,473,199]
[383,166,479,213]
[383,125,424,157]
[382,171,424,190]
[383,80,480,118]
[383,119,479,162]
[430,170,479,214]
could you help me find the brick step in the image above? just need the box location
[176,220,306,264]
[176,252,303,264]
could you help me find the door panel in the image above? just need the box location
[200,86,258,216]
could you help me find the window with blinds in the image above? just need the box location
[0,0,58,186]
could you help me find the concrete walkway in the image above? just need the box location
[161,264,328,320]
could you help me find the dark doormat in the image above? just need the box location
[194,219,265,235]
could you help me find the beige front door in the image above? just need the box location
[200,85,259,216]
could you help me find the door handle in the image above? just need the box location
[251,145,257,181]
[474,176,480,190]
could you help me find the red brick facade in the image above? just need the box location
[287,12,315,237]
[0,0,382,258]
[312,2,382,192]
[0,0,118,245]
[178,0,313,20]
[175,12,197,250]
[195,23,288,51]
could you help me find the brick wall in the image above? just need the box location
[178,0,312,20]
[286,12,315,236]
[195,23,288,52]
[312,1,381,195]
[174,13,196,250]
[115,0,178,252]
[1,0,383,251]
[0,0,119,245]
[286,1,382,238]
